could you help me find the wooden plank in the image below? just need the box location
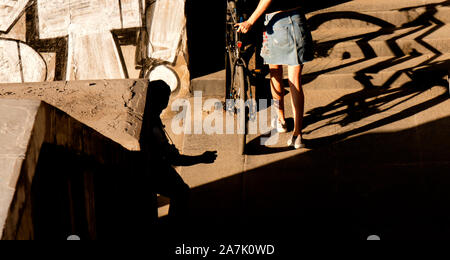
[0,39,47,83]
[0,0,29,32]
[0,39,21,83]
[0,12,26,41]
[68,0,121,33]
[120,45,140,79]
[20,42,47,82]
[120,0,142,29]
[37,0,145,80]
[66,31,126,80]
[37,0,122,38]
[147,0,185,63]
[40,52,56,81]
[37,0,70,39]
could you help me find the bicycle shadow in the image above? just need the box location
[248,61,450,155]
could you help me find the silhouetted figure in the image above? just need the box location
[143,80,217,224]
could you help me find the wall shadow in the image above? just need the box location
[185,0,227,79]
[30,143,157,240]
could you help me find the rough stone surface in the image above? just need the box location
[0,79,148,151]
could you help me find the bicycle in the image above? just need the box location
[225,0,255,155]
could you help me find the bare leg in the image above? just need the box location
[269,64,286,123]
[288,65,305,137]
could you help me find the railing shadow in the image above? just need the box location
[303,0,450,84]
[248,0,450,154]
[304,72,449,148]
[248,66,449,155]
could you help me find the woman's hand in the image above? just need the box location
[235,20,253,34]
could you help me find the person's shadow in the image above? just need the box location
[139,80,217,229]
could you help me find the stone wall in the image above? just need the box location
[0,79,148,151]
[0,79,159,240]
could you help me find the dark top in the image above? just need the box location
[266,0,301,14]
[147,115,180,165]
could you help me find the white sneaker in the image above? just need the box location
[271,118,288,133]
[287,135,305,149]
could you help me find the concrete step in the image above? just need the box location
[190,70,226,97]
[177,82,450,235]
[308,0,446,14]
[280,54,450,89]
[176,75,450,191]
[313,24,450,59]
[308,6,450,30]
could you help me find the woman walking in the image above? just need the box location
[236,0,314,149]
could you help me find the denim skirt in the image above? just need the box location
[260,10,314,65]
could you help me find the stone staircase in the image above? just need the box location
[302,0,450,89]
[180,0,450,187]
[176,1,450,237]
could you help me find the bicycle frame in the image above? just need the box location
[226,0,252,109]
[226,0,256,155]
